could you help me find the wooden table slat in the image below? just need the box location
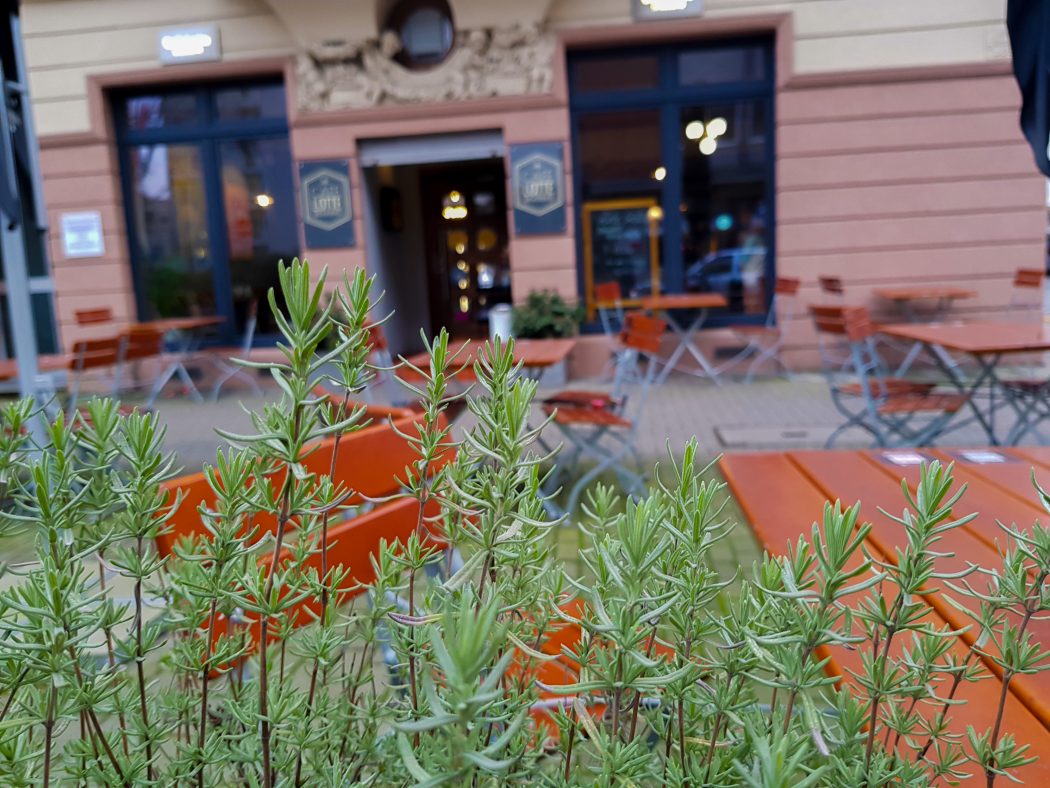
[880,321,1050,354]
[874,286,977,302]
[720,451,1050,774]
[639,292,727,311]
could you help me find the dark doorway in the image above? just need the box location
[420,161,510,338]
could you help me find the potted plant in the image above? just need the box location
[511,289,583,386]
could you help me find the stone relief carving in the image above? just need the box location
[295,23,555,111]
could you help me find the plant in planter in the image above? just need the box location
[0,260,1045,786]
[511,290,584,339]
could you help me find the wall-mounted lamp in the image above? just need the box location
[158,25,221,64]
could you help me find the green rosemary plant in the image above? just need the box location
[0,259,1044,787]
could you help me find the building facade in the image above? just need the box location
[20,0,1047,371]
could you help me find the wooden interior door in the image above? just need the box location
[421,161,510,338]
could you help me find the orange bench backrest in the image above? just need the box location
[156,403,451,558]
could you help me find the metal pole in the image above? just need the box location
[0,2,42,405]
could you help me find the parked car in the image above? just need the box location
[685,247,766,309]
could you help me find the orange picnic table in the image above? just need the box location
[720,446,1050,781]
[639,292,728,385]
[398,337,575,382]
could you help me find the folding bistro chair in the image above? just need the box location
[209,301,264,400]
[65,335,122,418]
[992,268,1050,441]
[1011,267,1044,316]
[74,307,114,328]
[543,313,666,514]
[116,326,170,408]
[810,305,965,447]
[592,281,629,380]
[727,276,801,382]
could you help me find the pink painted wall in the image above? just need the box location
[39,140,138,348]
[774,70,1047,365]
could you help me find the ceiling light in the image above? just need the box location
[685,121,704,140]
[653,166,667,181]
[442,205,468,220]
[699,137,718,156]
[707,117,728,138]
[254,193,274,208]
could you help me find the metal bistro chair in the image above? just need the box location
[116,326,169,408]
[810,305,965,448]
[74,307,114,328]
[65,335,122,418]
[819,274,918,371]
[728,276,801,382]
[994,268,1050,442]
[210,301,264,400]
[543,312,667,515]
[592,280,630,381]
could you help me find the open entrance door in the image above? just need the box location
[420,161,510,338]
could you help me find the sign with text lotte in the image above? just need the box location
[299,160,355,248]
[510,142,566,236]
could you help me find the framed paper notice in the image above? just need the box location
[60,211,105,258]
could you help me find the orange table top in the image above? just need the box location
[0,353,71,381]
[640,292,727,311]
[399,337,576,379]
[721,446,1050,758]
[131,315,225,333]
[874,286,977,302]
[880,321,1050,354]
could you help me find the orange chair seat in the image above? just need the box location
[840,379,936,397]
[542,404,631,428]
[877,393,966,415]
[542,390,621,411]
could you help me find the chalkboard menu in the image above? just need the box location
[583,198,660,316]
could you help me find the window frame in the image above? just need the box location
[112,78,291,343]
[569,36,776,328]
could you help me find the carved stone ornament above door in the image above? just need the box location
[295,23,555,111]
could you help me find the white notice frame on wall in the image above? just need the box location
[60,211,105,258]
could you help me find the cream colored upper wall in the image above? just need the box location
[21,0,296,136]
[22,0,1011,137]
[549,0,1011,73]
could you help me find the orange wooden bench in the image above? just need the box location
[157,401,454,642]
[720,451,1050,782]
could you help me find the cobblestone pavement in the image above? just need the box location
[153,366,1042,470]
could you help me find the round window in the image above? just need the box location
[386,0,455,69]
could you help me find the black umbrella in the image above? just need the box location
[1008,0,1050,176]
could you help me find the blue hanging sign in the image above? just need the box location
[510,142,566,236]
[299,160,355,248]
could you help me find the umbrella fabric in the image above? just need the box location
[1008,0,1050,176]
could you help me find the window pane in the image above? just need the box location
[127,144,217,319]
[678,45,766,86]
[680,99,770,316]
[573,54,660,93]
[219,137,299,336]
[125,93,199,131]
[578,109,662,191]
[213,83,287,122]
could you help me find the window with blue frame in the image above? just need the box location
[570,39,774,324]
[114,80,298,342]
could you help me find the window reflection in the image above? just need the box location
[681,99,768,315]
[128,144,215,319]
